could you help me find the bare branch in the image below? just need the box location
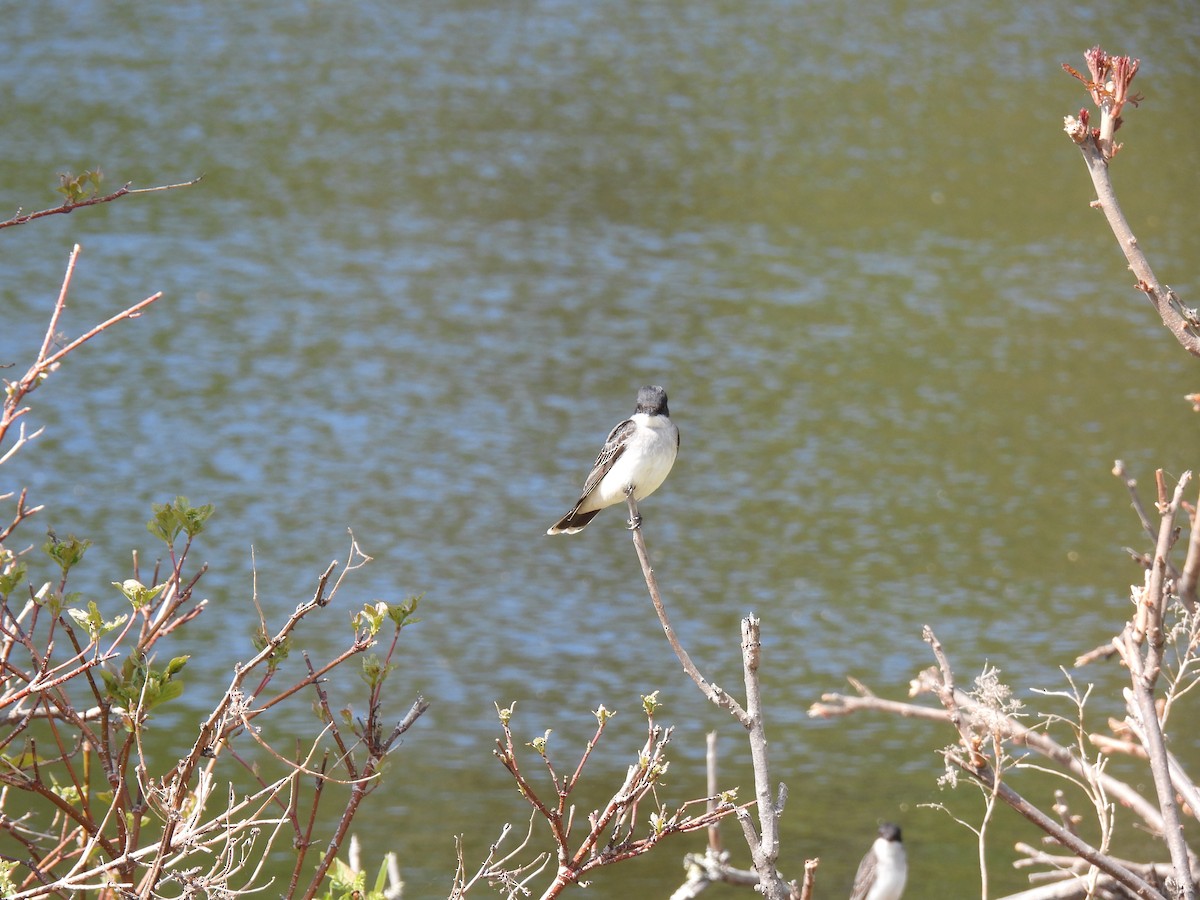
[1063,50,1200,358]
[0,175,203,231]
[624,491,746,722]
[623,495,800,899]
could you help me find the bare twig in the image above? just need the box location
[922,629,1167,900]
[669,732,798,899]
[1,245,164,454]
[1111,470,1197,900]
[971,770,1166,900]
[1179,481,1200,611]
[798,858,818,900]
[810,676,1167,835]
[738,616,797,899]
[0,488,44,543]
[624,492,746,722]
[1063,49,1200,358]
[486,701,746,900]
[1007,842,1190,900]
[624,493,800,899]
[1113,460,1166,548]
[0,175,203,230]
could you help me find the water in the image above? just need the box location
[2,1,1198,896]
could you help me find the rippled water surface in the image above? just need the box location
[2,1,1199,895]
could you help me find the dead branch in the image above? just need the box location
[481,701,746,899]
[624,493,801,899]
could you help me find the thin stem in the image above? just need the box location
[705,732,722,855]
[624,492,747,723]
[964,764,1166,900]
[0,176,203,231]
[624,494,797,899]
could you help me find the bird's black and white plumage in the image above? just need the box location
[546,385,679,535]
[849,823,907,900]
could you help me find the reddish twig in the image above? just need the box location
[1,244,164,454]
[0,176,202,231]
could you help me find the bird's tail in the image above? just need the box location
[546,508,601,535]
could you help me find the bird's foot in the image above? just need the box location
[624,484,641,529]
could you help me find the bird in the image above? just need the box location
[546,385,680,535]
[849,823,907,900]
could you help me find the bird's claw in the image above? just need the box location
[623,484,641,529]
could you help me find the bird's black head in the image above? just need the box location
[635,384,669,417]
[878,822,902,843]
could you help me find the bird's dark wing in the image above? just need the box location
[848,849,877,900]
[576,418,636,500]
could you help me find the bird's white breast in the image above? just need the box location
[592,413,678,508]
[866,839,907,900]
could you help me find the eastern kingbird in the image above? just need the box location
[849,823,907,900]
[546,385,679,535]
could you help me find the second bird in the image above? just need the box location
[546,385,680,535]
[849,823,907,900]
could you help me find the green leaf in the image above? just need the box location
[317,857,366,898]
[641,690,662,717]
[359,653,396,689]
[371,857,391,894]
[389,593,422,627]
[2,749,54,769]
[254,627,290,673]
[101,650,186,713]
[65,600,127,641]
[0,860,17,896]
[353,602,386,637]
[112,579,166,609]
[33,584,63,616]
[147,496,214,545]
[353,595,423,636]
[43,533,92,576]
[0,562,27,599]
[55,168,103,204]
[155,680,184,705]
[527,729,551,756]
